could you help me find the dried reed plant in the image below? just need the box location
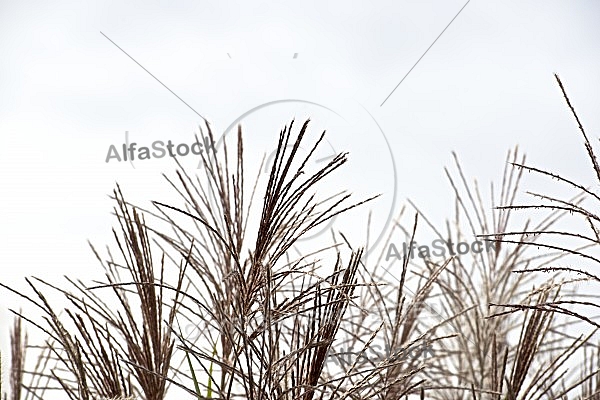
[479,75,600,398]
[1,81,599,400]
[383,142,596,399]
[147,119,439,399]
[0,186,187,399]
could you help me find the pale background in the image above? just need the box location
[1,0,600,396]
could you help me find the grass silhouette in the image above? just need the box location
[1,76,600,399]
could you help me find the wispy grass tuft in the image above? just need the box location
[2,84,600,399]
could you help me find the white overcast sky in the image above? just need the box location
[1,0,600,390]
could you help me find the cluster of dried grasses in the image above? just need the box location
[1,75,599,399]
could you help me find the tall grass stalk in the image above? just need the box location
[1,82,599,399]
